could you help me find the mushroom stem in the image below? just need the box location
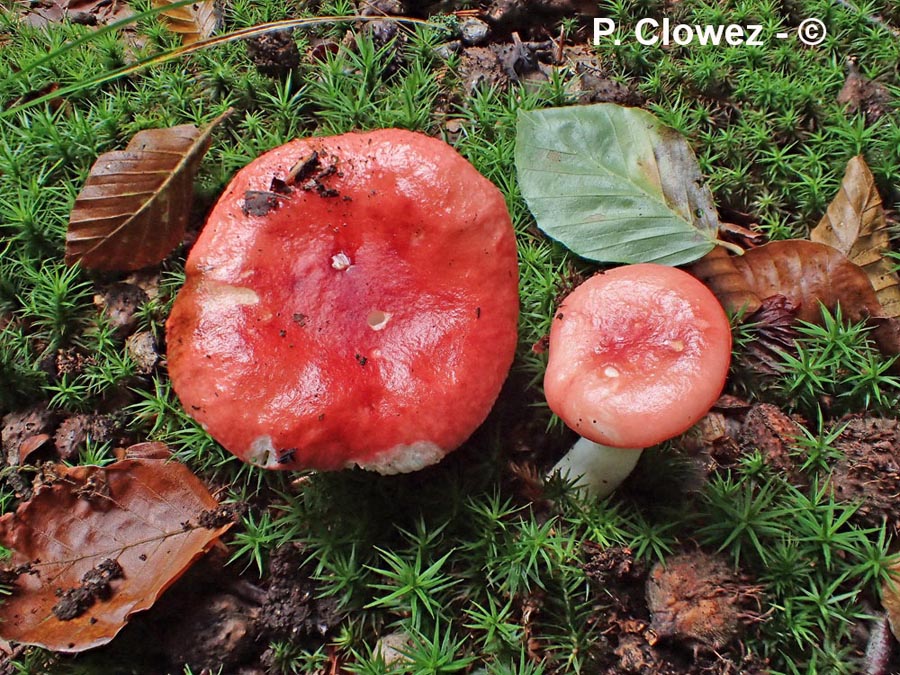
[551,437,643,499]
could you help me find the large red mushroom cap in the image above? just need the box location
[166,129,518,473]
[544,263,731,449]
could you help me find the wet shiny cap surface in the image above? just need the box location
[544,263,732,449]
[166,130,519,473]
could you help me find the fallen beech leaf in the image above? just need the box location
[151,0,221,45]
[515,104,719,265]
[118,441,171,461]
[718,220,766,250]
[870,317,900,357]
[810,155,900,318]
[731,240,883,325]
[0,455,232,652]
[66,110,229,272]
[883,561,900,640]
[689,245,762,316]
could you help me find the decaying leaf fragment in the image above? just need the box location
[17,0,134,29]
[810,155,900,318]
[883,565,900,641]
[0,451,232,652]
[66,110,229,272]
[151,0,221,45]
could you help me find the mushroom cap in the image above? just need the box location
[544,263,731,448]
[166,129,519,473]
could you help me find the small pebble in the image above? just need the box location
[433,40,462,60]
[126,331,159,375]
[460,18,490,46]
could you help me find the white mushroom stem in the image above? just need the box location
[550,436,643,499]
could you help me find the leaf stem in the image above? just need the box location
[715,239,746,256]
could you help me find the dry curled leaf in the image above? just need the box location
[731,240,883,325]
[0,452,232,652]
[689,245,761,316]
[151,0,221,45]
[810,155,900,318]
[66,111,228,271]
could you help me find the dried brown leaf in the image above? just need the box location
[884,564,900,641]
[66,111,228,271]
[689,245,761,316]
[151,0,221,45]
[16,0,134,28]
[0,455,232,652]
[810,155,900,317]
[18,433,51,464]
[731,240,883,324]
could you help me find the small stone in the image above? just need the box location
[460,18,490,46]
[367,19,399,44]
[126,331,159,375]
[433,40,461,61]
[68,10,97,25]
[359,0,404,16]
[165,594,260,671]
[94,283,149,337]
[375,630,412,667]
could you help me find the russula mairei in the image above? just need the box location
[544,263,731,497]
[166,129,519,474]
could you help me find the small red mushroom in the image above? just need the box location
[544,263,731,497]
[166,129,519,473]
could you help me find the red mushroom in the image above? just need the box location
[544,263,731,497]
[166,129,519,473]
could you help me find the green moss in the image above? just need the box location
[1,1,899,672]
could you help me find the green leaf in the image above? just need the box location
[515,104,719,266]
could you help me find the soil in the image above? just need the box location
[246,29,302,76]
[54,541,341,673]
[1,405,58,466]
[837,58,893,124]
[582,545,769,674]
[54,414,116,460]
[257,543,342,643]
[831,417,900,531]
[52,558,124,621]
